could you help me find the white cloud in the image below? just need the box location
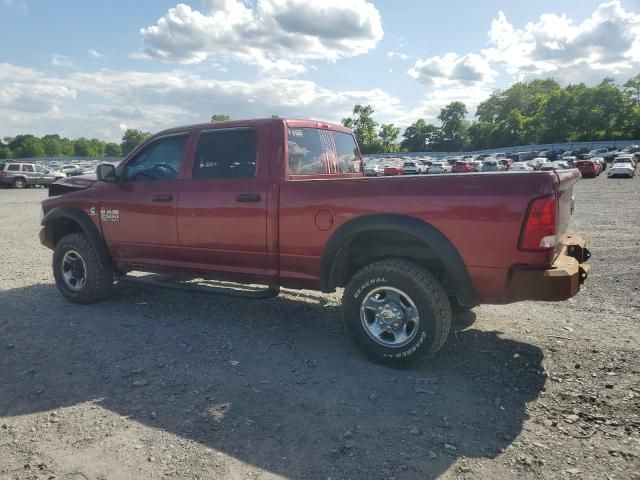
[483,0,640,83]
[387,51,408,61]
[408,52,497,87]
[0,62,405,140]
[50,55,76,68]
[136,0,383,75]
[88,49,104,58]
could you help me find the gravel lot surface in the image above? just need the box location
[0,173,638,480]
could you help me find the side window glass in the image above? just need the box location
[125,135,187,182]
[287,128,331,175]
[193,129,257,179]
[36,166,47,173]
[22,165,34,172]
[333,131,361,173]
[7,164,20,171]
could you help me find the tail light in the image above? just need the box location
[519,195,558,251]
[0,171,6,177]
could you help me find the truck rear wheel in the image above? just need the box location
[53,232,113,304]
[342,259,451,368]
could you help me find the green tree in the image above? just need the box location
[0,145,11,159]
[437,101,469,151]
[59,138,75,156]
[379,123,400,152]
[623,73,640,106]
[105,142,122,156]
[9,135,45,158]
[42,134,62,157]
[121,129,151,155]
[211,114,231,122]
[342,104,382,153]
[74,138,94,157]
[88,138,106,157]
[400,119,440,152]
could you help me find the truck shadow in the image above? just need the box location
[0,283,546,479]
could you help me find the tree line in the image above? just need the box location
[0,129,152,160]
[343,74,640,153]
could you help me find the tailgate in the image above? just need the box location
[554,168,581,246]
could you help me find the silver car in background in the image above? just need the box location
[429,161,452,174]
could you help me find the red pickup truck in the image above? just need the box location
[40,118,591,367]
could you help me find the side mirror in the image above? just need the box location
[96,163,117,182]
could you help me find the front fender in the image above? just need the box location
[41,206,111,267]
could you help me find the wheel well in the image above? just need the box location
[48,217,84,246]
[329,230,457,298]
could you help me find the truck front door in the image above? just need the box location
[177,125,271,281]
[98,132,191,268]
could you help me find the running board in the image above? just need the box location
[117,274,280,299]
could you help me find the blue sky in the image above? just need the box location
[1,0,639,140]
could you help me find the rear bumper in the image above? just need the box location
[510,235,591,302]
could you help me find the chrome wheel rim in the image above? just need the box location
[360,286,420,348]
[61,250,87,291]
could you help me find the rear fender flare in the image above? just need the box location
[320,214,477,307]
[41,207,112,267]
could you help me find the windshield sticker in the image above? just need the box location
[288,128,303,137]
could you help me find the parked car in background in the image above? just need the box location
[415,160,430,174]
[613,155,637,169]
[608,160,636,178]
[593,157,607,172]
[428,161,452,174]
[576,159,601,178]
[511,162,534,171]
[589,148,609,157]
[0,162,66,189]
[482,159,503,172]
[530,157,547,170]
[452,160,475,173]
[528,157,549,170]
[540,161,568,171]
[383,164,403,176]
[364,163,384,177]
[560,155,577,167]
[60,165,83,177]
[401,161,419,175]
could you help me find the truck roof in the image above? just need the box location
[153,118,352,138]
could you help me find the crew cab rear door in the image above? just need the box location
[98,131,192,267]
[176,124,271,281]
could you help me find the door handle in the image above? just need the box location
[236,193,261,203]
[152,194,173,202]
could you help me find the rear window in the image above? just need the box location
[0,163,5,171]
[193,128,257,179]
[333,131,360,173]
[7,164,20,171]
[287,128,331,175]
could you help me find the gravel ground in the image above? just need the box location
[0,173,638,480]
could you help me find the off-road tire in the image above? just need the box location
[342,259,451,368]
[53,233,113,304]
[13,178,26,189]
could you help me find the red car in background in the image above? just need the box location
[452,161,474,173]
[576,159,601,178]
[383,165,403,176]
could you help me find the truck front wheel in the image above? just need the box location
[343,259,451,368]
[52,232,113,304]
